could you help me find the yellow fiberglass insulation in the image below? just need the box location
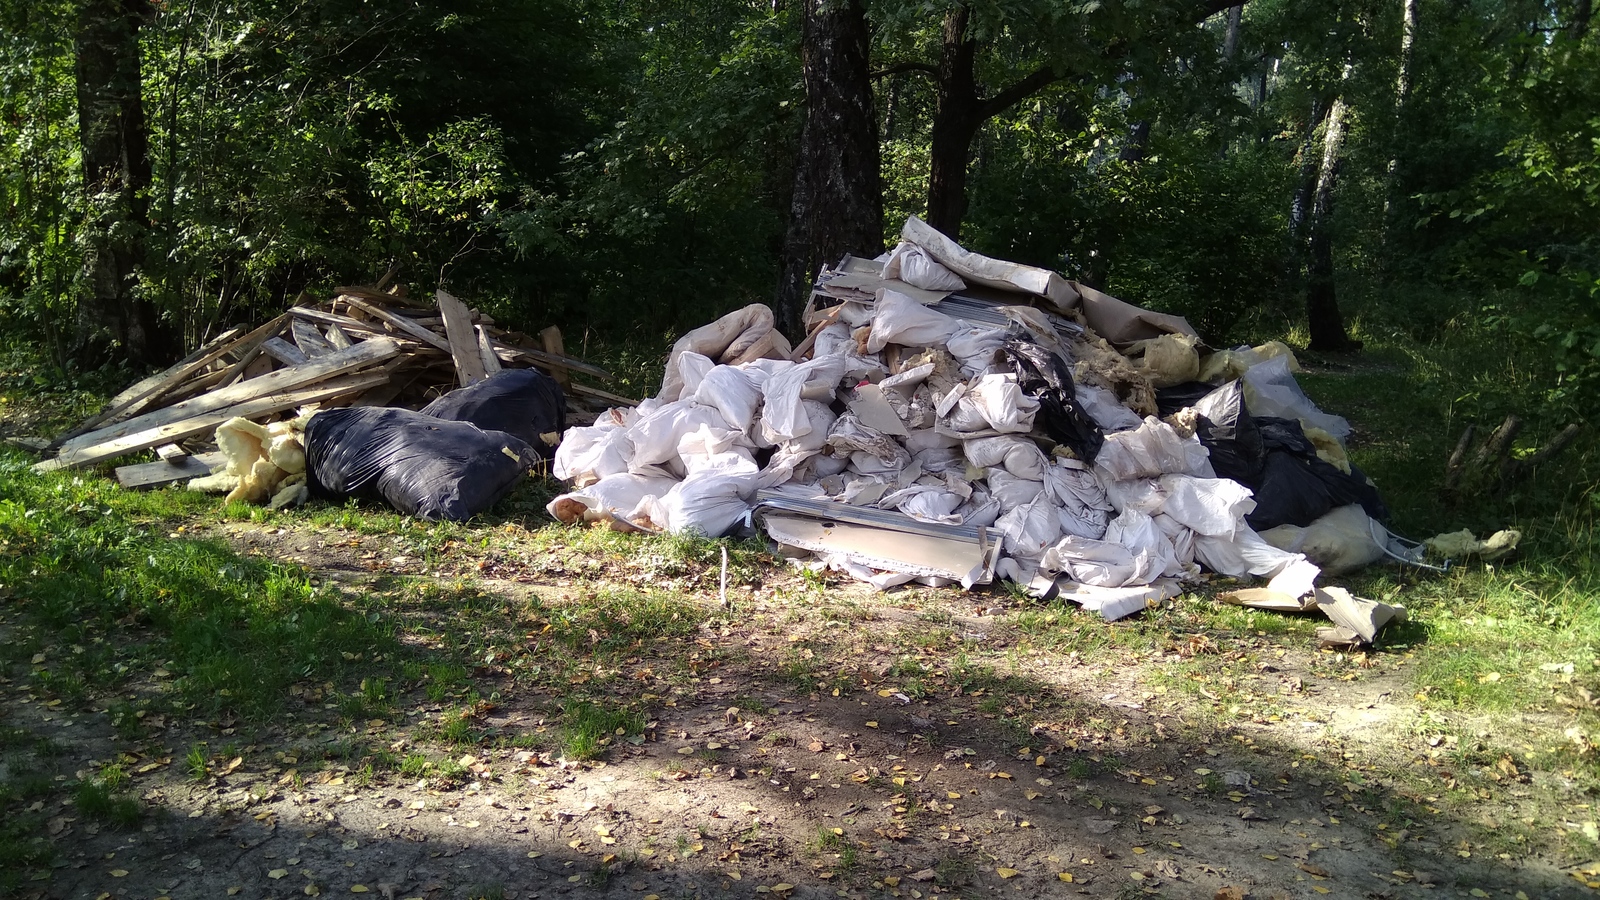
[188,413,313,508]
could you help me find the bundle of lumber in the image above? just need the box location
[34,283,631,489]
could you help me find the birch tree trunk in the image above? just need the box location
[1305,63,1358,352]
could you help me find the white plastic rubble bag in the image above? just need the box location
[963,435,1049,480]
[813,321,856,359]
[1044,459,1113,539]
[553,422,633,487]
[1193,524,1320,598]
[878,484,964,524]
[676,424,758,476]
[651,470,760,537]
[1095,417,1214,481]
[1075,383,1143,433]
[659,303,787,401]
[946,324,1011,373]
[1103,508,1183,584]
[1158,474,1256,537]
[675,351,716,397]
[693,365,763,432]
[771,401,837,454]
[547,472,679,528]
[1240,354,1352,442]
[995,494,1062,560]
[883,241,967,292]
[1043,536,1140,588]
[866,290,962,353]
[986,470,1045,513]
[626,401,733,470]
[954,487,1002,527]
[966,373,1039,433]
[761,354,847,445]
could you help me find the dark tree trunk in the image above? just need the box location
[1223,4,1242,59]
[926,6,984,239]
[1305,78,1359,352]
[774,0,882,337]
[1573,0,1592,39]
[1119,119,1151,162]
[74,0,164,366]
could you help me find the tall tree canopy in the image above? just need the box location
[0,0,1593,412]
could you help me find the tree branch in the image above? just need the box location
[870,61,939,81]
[980,66,1065,119]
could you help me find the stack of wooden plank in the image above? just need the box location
[34,283,632,488]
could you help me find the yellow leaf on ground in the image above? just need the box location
[351,887,369,894]
[997,867,1019,879]
[1058,873,1074,882]
[110,871,129,878]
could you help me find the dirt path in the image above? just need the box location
[3,518,1591,900]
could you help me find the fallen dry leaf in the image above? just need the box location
[997,867,1019,879]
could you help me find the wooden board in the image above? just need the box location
[44,371,391,472]
[437,289,489,386]
[489,339,613,381]
[261,336,309,366]
[116,451,227,489]
[50,326,246,447]
[289,306,383,336]
[338,294,452,353]
[477,325,503,376]
[539,326,571,388]
[51,338,399,467]
[569,382,639,407]
[324,324,354,350]
[291,319,336,357]
[211,314,290,390]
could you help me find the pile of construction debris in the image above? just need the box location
[549,216,1417,641]
[34,279,630,504]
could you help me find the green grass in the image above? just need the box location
[560,699,645,760]
[0,451,406,719]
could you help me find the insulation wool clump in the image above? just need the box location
[188,414,312,509]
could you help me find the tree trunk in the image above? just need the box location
[1381,0,1418,235]
[74,0,163,366]
[1573,0,1592,40]
[1119,119,1151,162]
[1305,65,1358,353]
[774,0,882,337]
[1287,97,1330,248]
[1223,5,1243,60]
[925,6,983,239]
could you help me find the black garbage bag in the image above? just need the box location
[420,369,566,455]
[305,407,538,522]
[1155,381,1217,417]
[1001,340,1104,462]
[1244,416,1389,530]
[1191,382,1265,485]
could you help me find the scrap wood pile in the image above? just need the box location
[549,215,1424,643]
[36,281,625,519]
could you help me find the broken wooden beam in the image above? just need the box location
[437,288,489,386]
[46,338,400,470]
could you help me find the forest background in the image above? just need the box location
[1,0,1597,430]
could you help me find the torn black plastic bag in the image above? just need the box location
[420,369,566,455]
[1001,340,1104,462]
[1245,416,1389,531]
[1190,381,1265,485]
[305,407,538,522]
